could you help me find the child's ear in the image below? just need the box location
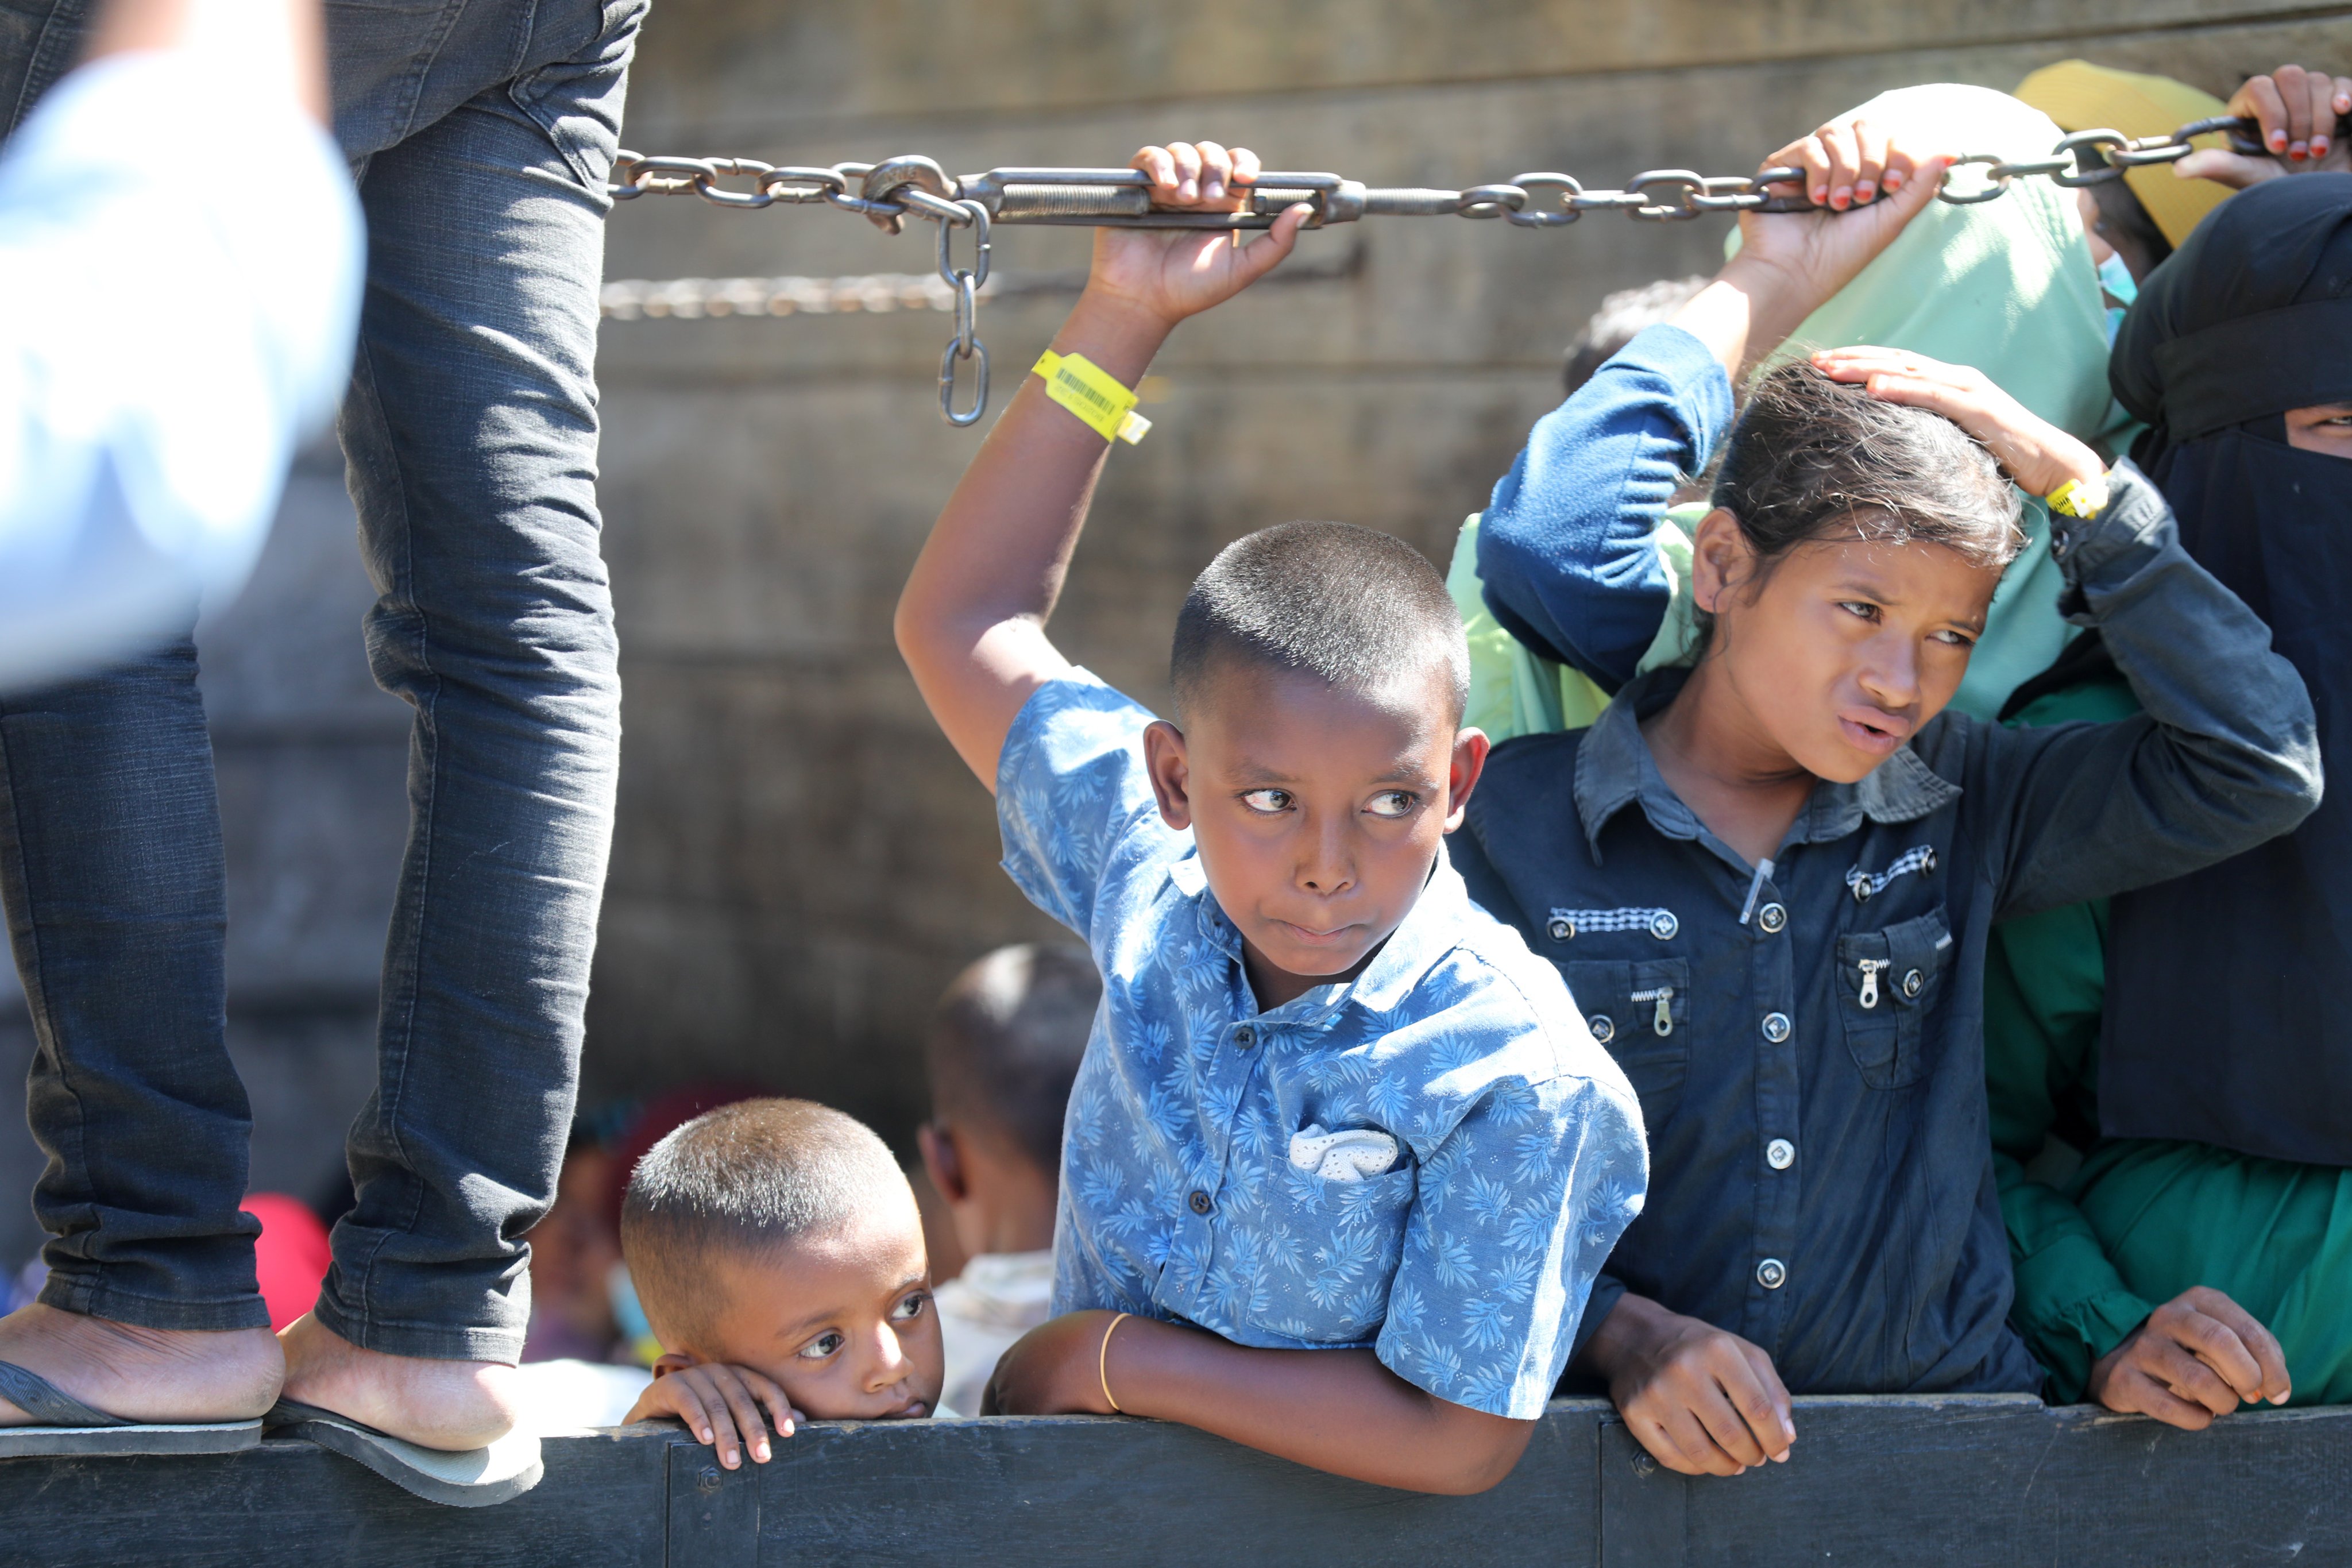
[1689,507,1755,614]
[1142,719,1195,831]
[1442,725,1490,833]
[651,1350,701,1378]
[918,1121,970,1205]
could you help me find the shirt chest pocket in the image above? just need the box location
[1563,957,1690,1126]
[1244,1160,1417,1343]
[1833,909,1952,1090]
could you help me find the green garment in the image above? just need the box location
[1446,509,1699,743]
[1987,679,2352,1405]
[1454,82,2123,740]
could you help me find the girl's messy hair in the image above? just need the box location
[1708,360,2025,579]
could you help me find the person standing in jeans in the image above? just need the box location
[0,0,643,1500]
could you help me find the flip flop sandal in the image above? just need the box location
[0,1358,262,1458]
[263,1399,543,1508]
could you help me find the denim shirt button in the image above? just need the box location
[1766,1138,1795,1171]
[1756,902,1787,934]
[1756,1257,1788,1290]
[1648,911,1679,940]
[1902,969,1924,999]
[1760,1011,1792,1043]
[1547,916,1575,941]
[1188,1189,1213,1215]
[1588,1014,1617,1045]
[1232,1024,1256,1049]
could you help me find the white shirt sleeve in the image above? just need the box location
[0,48,363,690]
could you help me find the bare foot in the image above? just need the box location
[277,1312,520,1451]
[0,1303,284,1425]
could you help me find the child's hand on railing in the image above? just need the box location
[1811,346,2104,502]
[625,1360,804,1469]
[1577,1294,1795,1477]
[1079,141,1311,331]
[2086,1285,2292,1428]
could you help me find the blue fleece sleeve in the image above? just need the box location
[1476,325,1733,689]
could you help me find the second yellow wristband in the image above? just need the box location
[1033,350,1153,445]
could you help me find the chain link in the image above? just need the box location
[609,115,2259,424]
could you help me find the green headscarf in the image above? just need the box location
[1453,83,2117,740]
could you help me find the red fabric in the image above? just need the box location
[242,1192,331,1331]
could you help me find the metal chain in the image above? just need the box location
[609,116,2258,424]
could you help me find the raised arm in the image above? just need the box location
[1805,345,2320,914]
[894,143,1308,789]
[1476,125,1951,687]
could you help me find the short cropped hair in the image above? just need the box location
[620,1098,908,1349]
[1169,520,1469,726]
[1712,361,2023,569]
[926,943,1100,1177]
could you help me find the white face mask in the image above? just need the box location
[2098,250,2139,344]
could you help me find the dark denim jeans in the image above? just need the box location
[0,0,641,1361]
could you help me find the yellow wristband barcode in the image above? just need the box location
[1033,350,1152,445]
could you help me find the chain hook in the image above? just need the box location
[936,197,992,425]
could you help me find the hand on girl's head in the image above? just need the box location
[1809,347,2103,500]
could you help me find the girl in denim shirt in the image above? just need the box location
[1450,113,2320,1478]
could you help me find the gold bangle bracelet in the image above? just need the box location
[1099,1311,1131,1414]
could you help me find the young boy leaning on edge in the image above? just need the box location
[894,140,1647,1496]
[619,1099,947,1466]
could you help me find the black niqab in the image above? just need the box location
[2101,173,2352,1165]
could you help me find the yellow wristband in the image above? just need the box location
[1033,350,1152,445]
[2046,470,2110,520]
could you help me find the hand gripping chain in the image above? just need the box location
[608,117,2257,426]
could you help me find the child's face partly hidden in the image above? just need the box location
[1696,510,2000,783]
[1142,663,1488,1002]
[654,1207,945,1421]
[2287,401,2352,459]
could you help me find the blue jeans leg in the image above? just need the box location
[0,642,266,1331]
[316,46,629,1364]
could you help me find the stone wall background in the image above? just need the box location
[2,0,2342,1268]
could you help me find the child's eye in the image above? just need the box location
[1239,789,1293,814]
[891,1291,931,1322]
[1929,628,1976,648]
[1836,600,1881,621]
[1365,790,1417,819]
[797,1330,845,1361]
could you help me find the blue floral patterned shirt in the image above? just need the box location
[997,673,1647,1419]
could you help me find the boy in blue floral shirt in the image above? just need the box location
[895,139,1645,1494]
